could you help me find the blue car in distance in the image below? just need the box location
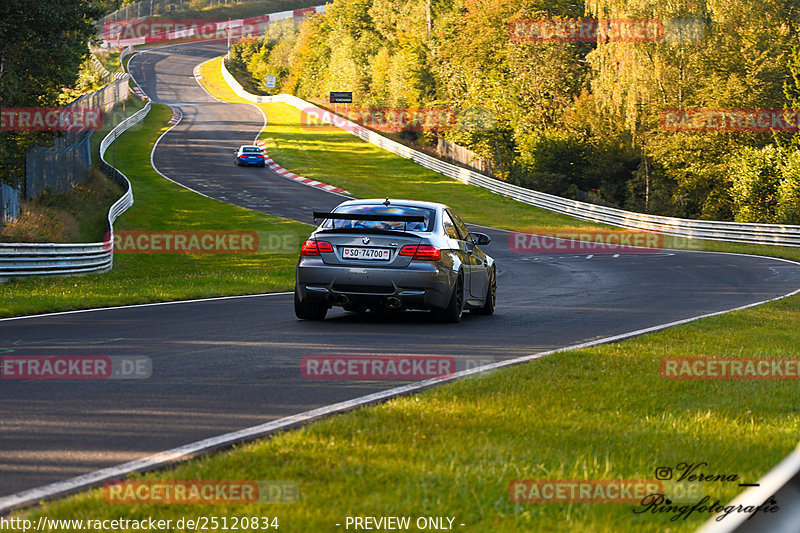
[234,145,266,167]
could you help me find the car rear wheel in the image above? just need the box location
[432,273,464,323]
[472,267,496,315]
[294,291,328,320]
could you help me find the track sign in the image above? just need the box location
[265,75,277,88]
[330,91,353,103]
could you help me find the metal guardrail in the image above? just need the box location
[89,44,112,82]
[120,46,132,71]
[696,443,800,532]
[0,103,150,279]
[219,61,800,247]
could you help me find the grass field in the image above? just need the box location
[93,49,121,74]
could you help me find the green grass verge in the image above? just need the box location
[121,52,133,73]
[0,103,310,318]
[94,50,121,74]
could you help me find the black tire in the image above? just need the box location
[472,267,496,315]
[432,273,464,323]
[294,291,328,320]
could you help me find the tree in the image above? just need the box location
[0,0,103,186]
[777,149,800,223]
[586,0,800,217]
[731,145,782,223]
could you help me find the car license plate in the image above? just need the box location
[341,247,391,260]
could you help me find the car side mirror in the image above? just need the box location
[470,232,491,246]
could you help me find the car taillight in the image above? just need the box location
[399,244,441,261]
[301,240,333,256]
[256,154,264,159]
[239,154,247,158]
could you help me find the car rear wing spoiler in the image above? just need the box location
[313,211,428,235]
[312,212,426,223]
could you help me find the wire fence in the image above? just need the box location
[436,138,495,176]
[70,76,131,114]
[89,44,113,83]
[23,77,131,201]
[24,133,92,201]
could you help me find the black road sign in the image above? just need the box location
[330,91,353,103]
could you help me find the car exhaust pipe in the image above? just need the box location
[383,296,402,309]
[332,294,350,306]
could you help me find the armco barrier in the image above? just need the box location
[89,44,112,82]
[0,103,150,279]
[219,61,800,247]
[89,44,128,82]
[696,443,800,532]
[120,46,133,71]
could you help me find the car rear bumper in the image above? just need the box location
[295,259,453,309]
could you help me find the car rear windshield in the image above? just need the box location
[242,147,261,153]
[323,204,435,232]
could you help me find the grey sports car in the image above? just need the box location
[294,198,496,322]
